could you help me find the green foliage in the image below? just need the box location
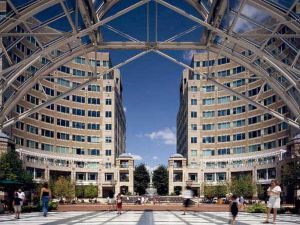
[246,203,267,213]
[152,165,168,195]
[229,175,256,199]
[21,201,58,213]
[84,184,98,199]
[204,184,228,198]
[53,176,75,201]
[0,149,33,189]
[256,184,265,200]
[281,161,300,189]
[75,186,85,198]
[134,164,150,195]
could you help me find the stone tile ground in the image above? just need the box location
[0,211,299,225]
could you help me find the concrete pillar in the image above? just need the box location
[97,171,102,197]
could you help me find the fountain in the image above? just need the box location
[146,171,157,197]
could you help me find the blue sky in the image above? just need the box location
[99,0,203,169]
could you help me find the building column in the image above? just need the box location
[252,167,258,198]
[199,170,204,198]
[97,171,102,197]
[71,168,76,182]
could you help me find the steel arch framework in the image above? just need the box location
[0,0,299,129]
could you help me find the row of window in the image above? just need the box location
[193,57,230,68]
[16,121,112,131]
[73,56,110,67]
[198,129,287,143]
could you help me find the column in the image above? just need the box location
[97,171,102,197]
[252,167,258,198]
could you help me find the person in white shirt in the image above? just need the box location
[182,186,193,215]
[17,189,25,206]
[263,180,281,224]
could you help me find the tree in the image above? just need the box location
[229,175,256,199]
[0,149,33,187]
[84,184,98,199]
[53,176,75,202]
[0,149,33,210]
[152,165,168,195]
[204,184,228,199]
[281,161,300,204]
[134,164,150,195]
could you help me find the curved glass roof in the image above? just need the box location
[0,0,299,129]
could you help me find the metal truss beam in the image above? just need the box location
[1,50,150,129]
[246,0,300,32]
[155,0,300,92]
[208,45,300,117]
[154,50,300,130]
[0,0,151,85]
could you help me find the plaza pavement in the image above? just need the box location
[0,211,299,225]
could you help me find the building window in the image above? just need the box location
[218,109,230,116]
[190,86,197,92]
[57,119,69,127]
[216,173,226,181]
[191,137,197,143]
[105,173,113,181]
[26,125,38,134]
[217,96,230,104]
[41,143,53,151]
[202,136,215,143]
[203,111,215,118]
[204,173,215,182]
[264,141,276,150]
[72,95,85,103]
[248,130,261,139]
[57,132,70,140]
[72,108,85,116]
[57,105,70,114]
[202,124,214,130]
[191,111,197,118]
[105,162,112,169]
[41,129,54,138]
[218,135,230,142]
[202,85,215,92]
[87,136,100,143]
[203,149,214,156]
[72,135,85,142]
[72,121,85,129]
[88,85,100,92]
[233,133,245,141]
[188,173,198,181]
[105,124,112,130]
[105,111,112,118]
[26,140,39,149]
[233,147,246,154]
[87,123,100,130]
[233,106,245,114]
[264,95,276,106]
[105,150,112,156]
[105,86,112,92]
[16,122,24,130]
[248,116,261,125]
[191,150,197,156]
[232,79,245,87]
[218,122,230,129]
[191,124,197,130]
[88,110,100,117]
[278,122,288,131]
[41,115,54,124]
[203,98,215,105]
[105,137,112,143]
[191,99,197,105]
[249,144,261,152]
[88,98,100,105]
[264,125,276,135]
[217,148,230,155]
[106,99,112,105]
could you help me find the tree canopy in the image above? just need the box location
[0,149,33,190]
[53,176,75,201]
[134,164,150,195]
[152,165,168,195]
[229,175,256,198]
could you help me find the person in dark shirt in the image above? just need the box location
[40,182,51,217]
[13,192,21,219]
[229,195,239,225]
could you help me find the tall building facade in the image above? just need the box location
[2,20,133,197]
[169,52,290,196]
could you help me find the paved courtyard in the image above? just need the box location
[0,211,299,225]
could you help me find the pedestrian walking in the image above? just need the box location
[116,193,122,215]
[229,194,239,225]
[40,182,51,217]
[17,189,25,206]
[13,192,22,219]
[239,196,245,210]
[182,186,193,215]
[263,180,281,224]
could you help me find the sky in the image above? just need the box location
[98,0,204,170]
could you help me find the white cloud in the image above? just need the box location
[127,153,143,161]
[152,156,158,160]
[145,127,176,145]
[123,107,127,112]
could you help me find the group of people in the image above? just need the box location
[12,182,51,219]
[182,179,282,225]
